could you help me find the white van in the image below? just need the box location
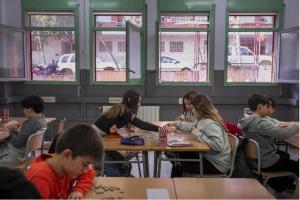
[57,54,122,73]
[228,46,272,65]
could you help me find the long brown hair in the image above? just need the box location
[191,94,226,131]
[182,90,197,114]
[102,104,125,119]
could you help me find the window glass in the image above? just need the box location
[227,31,274,82]
[95,31,126,82]
[95,15,142,28]
[161,15,209,28]
[229,15,275,28]
[30,31,75,81]
[29,14,74,27]
[159,32,208,83]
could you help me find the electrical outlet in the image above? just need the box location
[109,97,122,104]
[41,96,56,103]
[179,98,183,104]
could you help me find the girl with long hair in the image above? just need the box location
[170,94,231,177]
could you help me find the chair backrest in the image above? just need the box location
[57,118,66,135]
[227,133,239,177]
[245,138,261,174]
[25,128,47,157]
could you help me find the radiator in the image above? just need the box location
[102,106,159,122]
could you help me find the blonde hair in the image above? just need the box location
[102,104,125,119]
[191,95,227,131]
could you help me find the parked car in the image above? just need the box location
[96,57,122,70]
[228,46,272,65]
[160,56,192,71]
[57,53,76,73]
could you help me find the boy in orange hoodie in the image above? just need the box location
[25,124,103,199]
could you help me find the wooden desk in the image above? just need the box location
[285,134,299,149]
[174,178,274,199]
[85,177,176,199]
[10,117,56,124]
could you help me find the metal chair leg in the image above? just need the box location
[135,153,142,177]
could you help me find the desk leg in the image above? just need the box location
[199,153,203,177]
[153,151,159,178]
[142,151,149,177]
[157,152,162,178]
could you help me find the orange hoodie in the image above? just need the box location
[25,154,95,199]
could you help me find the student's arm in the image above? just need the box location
[192,123,225,151]
[126,112,159,132]
[9,119,45,149]
[258,119,299,140]
[172,120,194,132]
[71,168,95,196]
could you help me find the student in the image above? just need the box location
[238,94,299,193]
[176,90,198,123]
[0,167,41,199]
[25,124,103,199]
[0,95,47,167]
[94,90,170,177]
[169,94,231,177]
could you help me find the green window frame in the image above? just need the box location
[90,0,146,85]
[22,0,80,84]
[157,0,215,86]
[224,0,284,86]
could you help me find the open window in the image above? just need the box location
[0,25,26,81]
[276,27,299,83]
[127,21,142,83]
[91,0,146,85]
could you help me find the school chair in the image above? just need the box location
[41,118,66,153]
[245,138,298,189]
[17,128,47,171]
[183,133,239,178]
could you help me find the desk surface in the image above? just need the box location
[85,177,176,199]
[285,134,299,149]
[174,178,274,199]
[11,117,56,124]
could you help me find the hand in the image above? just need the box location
[68,191,83,200]
[5,120,20,130]
[109,124,118,134]
[278,122,290,128]
[166,125,177,133]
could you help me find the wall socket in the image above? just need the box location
[178,98,183,104]
[41,96,56,103]
[109,97,122,104]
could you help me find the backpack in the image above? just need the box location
[232,137,257,178]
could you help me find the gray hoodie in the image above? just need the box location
[238,114,298,168]
[173,118,231,173]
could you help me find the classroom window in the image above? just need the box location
[226,13,277,83]
[93,12,143,82]
[159,15,210,83]
[27,13,76,81]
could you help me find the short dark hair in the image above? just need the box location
[55,124,103,162]
[122,90,140,114]
[0,167,41,199]
[248,94,269,111]
[21,95,44,113]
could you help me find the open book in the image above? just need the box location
[167,135,192,147]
